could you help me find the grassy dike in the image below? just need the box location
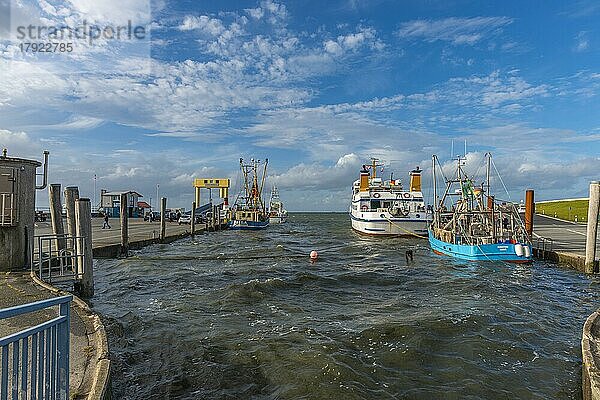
[536,199,589,222]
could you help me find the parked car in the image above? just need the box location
[178,215,192,225]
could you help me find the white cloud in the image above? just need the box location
[261,0,288,24]
[560,1,600,18]
[0,129,41,158]
[65,0,151,25]
[41,116,105,131]
[324,40,343,55]
[179,15,225,35]
[397,17,513,45]
[323,27,384,56]
[245,7,264,20]
[574,31,589,52]
[271,153,362,191]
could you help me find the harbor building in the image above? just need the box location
[100,190,144,217]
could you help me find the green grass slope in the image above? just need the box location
[536,199,589,223]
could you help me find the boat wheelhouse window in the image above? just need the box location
[382,201,392,209]
[371,200,381,209]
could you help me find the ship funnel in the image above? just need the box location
[409,167,422,192]
[359,166,369,192]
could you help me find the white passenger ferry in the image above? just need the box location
[349,158,430,236]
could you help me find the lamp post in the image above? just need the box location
[93,174,97,212]
[156,184,160,206]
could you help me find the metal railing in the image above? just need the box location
[535,236,554,252]
[0,295,72,400]
[0,193,16,227]
[533,235,554,260]
[32,235,86,284]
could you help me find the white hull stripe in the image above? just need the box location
[349,213,430,223]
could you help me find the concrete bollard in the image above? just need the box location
[75,198,93,297]
[49,183,66,253]
[191,201,196,235]
[585,181,600,273]
[160,197,167,241]
[525,189,534,238]
[120,193,129,256]
[64,186,79,238]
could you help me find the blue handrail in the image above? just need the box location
[0,295,71,400]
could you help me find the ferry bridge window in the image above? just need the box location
[371,200,381,209]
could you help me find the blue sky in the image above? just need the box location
[0,0,599,210]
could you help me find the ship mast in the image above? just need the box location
[369,158,384,179]
[259,158,268,213]
[239,158,268,213]
[432,155,438,229]
[486,152,491,197]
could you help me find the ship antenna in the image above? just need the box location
[485,152,491,196]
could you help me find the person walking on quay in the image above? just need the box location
[102,213,111,229]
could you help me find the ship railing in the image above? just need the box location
[0,295,72,400]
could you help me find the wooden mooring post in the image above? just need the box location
[585,181,600,273]
[120,193,129,256]
[64,186,79,237]
[213,204,218,231]
[49,183,66,253]
[525,189,534,238]
[160,197,167,241]
[75,198,93,297]
[191,201,196,235]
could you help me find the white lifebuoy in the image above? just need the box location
[373,193,381,198]
[403,193,411,198]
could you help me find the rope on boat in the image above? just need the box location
[383,216,429,239]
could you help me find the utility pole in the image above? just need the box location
[156,184,160,207]
[93,174,97,212]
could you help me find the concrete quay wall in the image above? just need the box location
[583,309,600,400]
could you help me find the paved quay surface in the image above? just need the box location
[34,217,195,249]
[533,214,599,256]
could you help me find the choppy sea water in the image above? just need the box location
[91,213,600,399]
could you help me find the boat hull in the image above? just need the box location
[228,220,269,230]
[428,230,532,263]
[350,213,429,237]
